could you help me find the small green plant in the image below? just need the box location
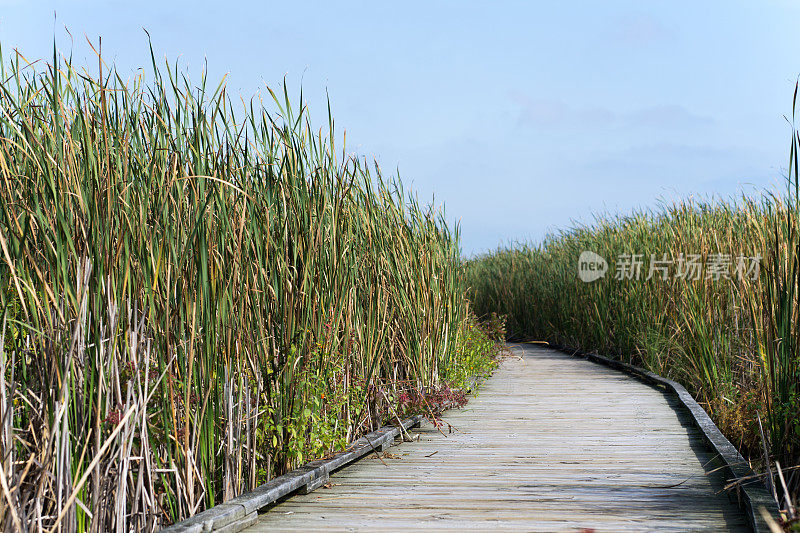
[441,313,501,391]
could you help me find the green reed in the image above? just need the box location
[0,45,494,531]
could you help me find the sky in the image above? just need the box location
[1,1,799,255]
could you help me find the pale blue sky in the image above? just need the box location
[2,1,799,254]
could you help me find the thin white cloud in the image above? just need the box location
[628,105,713,128]
[509,92,712,130]
[610,13,672,46]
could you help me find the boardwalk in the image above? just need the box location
[250,344,749,532]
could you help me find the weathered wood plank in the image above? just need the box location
[246,344,751,532]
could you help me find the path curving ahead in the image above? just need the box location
[248,344,749,532]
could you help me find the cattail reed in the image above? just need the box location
[0,46,497,531]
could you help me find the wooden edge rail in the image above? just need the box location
[160,414,424,533]
[545,342,780,533]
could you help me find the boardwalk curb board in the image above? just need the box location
[548,343,780,533]
[159,415,423,533]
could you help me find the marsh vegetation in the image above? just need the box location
[0,46,499,531]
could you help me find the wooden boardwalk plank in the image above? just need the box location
[247,344,750,532]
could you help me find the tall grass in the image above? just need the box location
[468,97,800,506]
[0,45,496,531]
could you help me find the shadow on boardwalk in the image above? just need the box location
[248,344,749,532]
